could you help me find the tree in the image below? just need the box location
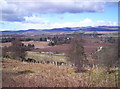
[118,39,120,59]
[2,46,10,58]
[67,35,86,72]
[48,41,55,46]
[96,44,118,70]
[10,38,27,60]
[27,44,35,50]
[40,38,43,41]
[93,31,98,38]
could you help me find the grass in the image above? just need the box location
[2,58,119,87]
[18,70,35,74]
[48,53,65,57]
[40,52,65,57]
[26,51,67,62]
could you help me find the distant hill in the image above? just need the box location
[1,29,38,33]
[43,26,119,32]
[1,26,119,34]
[43,27,80,32]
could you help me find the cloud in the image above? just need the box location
[78,18,118,26]
[0,18,118,31]
[24,15,48,24]
[79,18,94,26]
[1,0,106,22]
[59,16,64,20]
[52,18,117,27]
[96,20,118,26]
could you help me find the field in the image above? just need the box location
[1,39,113,56]
[32,42,113,56]
[2,58,119,87]
[26,51,67,63]
[1,41,50,48]
[1,37,115,61]
[1,34,118,87]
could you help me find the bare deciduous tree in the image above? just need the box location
[67,35,86,72]
[10,38,27,60]
[2,46,9,58]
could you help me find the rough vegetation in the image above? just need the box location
[95,44,118,70]
[1,34,119,87]
[2,58,119,87]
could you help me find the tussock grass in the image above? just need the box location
[2,58,119,87]
[18,70,35,74]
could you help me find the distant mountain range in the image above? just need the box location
[1,26,119,33]
[1,29,38,33]
[43,26,119,32]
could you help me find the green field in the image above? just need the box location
[26,51,67,63]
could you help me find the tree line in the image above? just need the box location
[2,38,34,60]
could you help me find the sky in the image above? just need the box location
[0,0,119,31]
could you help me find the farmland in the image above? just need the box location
[1,29,119,87]
[26,51,67,63]
[1,37,114,56]
[1,41,50,48]
[0,0,119,87]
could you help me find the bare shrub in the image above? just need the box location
[96,44,118,70]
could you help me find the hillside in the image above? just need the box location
[2,58,118,87]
